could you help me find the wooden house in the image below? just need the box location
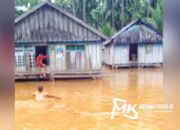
[15,1,107,79]
[103,19,163,68]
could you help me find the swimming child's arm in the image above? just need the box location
[45,94,61,100]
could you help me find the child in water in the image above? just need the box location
[33,86,61,101]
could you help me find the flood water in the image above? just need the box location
[15,66,163,130]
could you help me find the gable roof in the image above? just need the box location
[103,18,162,46]
[15,1,108,41]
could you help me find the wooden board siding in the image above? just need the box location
[15,44,102,79]
[48,44,101,73]
[15,2,107,43]
[113,45,129,64]
[138,44,163,64]
[103,44,163,67]
[86,44,101,70]
[66,51,86,71]
[103,46,114,65]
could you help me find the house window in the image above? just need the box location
[66,45,85,51]
[76,45,85,51]
[15,46,36,69]
[146,44,153,54]
[66,45,75,51]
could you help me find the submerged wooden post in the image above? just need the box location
[50,46,55,81]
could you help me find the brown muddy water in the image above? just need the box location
[15,67,163,130]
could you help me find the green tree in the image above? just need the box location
[101,22,113,36]
[55,0,72,13]
[15,0,163,34]
[15,0,41,17]
[152,0,163,32]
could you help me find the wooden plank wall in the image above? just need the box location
[138,44,163,64]
[49,44,101,72]
[15,5,101,43]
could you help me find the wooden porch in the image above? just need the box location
[106,62,163,69]
[15,70,101,80]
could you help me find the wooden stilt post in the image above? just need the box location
[50,46,55,81]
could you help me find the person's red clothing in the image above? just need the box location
[36,55,48,67]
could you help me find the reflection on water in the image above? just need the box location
[15,67,163,130]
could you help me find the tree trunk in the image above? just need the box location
[121,0,125,28]
[71,0,76,16]
[112,0,115,29]
[147,0,150,17]
[101,0,104,28]
[83,0,86,22]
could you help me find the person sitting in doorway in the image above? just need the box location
[131,53,137,61]
[36,53,48,78]
[33,86,61,101]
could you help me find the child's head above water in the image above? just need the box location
[37,86,43,92]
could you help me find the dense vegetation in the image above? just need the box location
[15,0,163,36]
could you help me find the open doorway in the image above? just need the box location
[35,46,49,65]
[129,44,138,62]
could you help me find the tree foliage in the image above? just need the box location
[15,0,163,35]
[15,0,41,17]
[101,22,113,37]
